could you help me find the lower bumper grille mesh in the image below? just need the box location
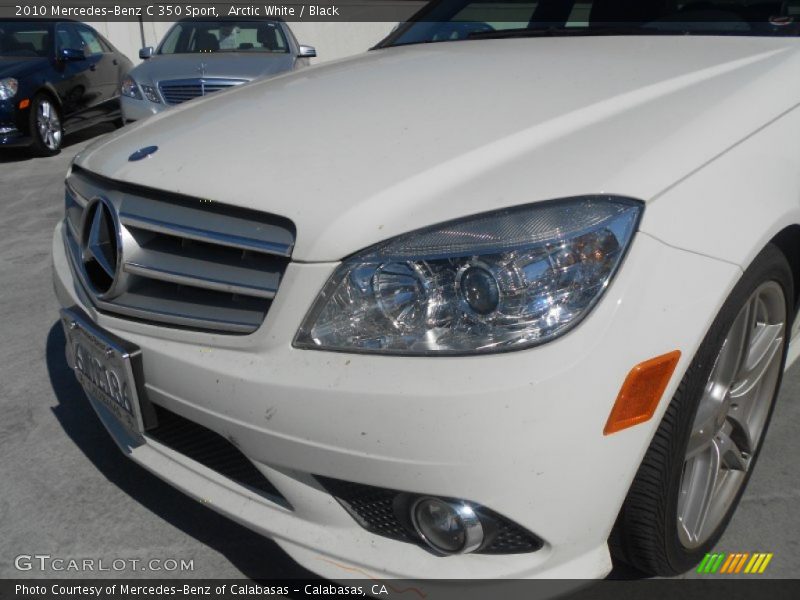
[318,478,415,543]
[147,404,288,507]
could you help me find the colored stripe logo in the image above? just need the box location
[697,552,773,574]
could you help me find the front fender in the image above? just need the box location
[639,103,800,271]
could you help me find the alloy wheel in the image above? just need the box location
[677,281,786,548]
[36,99,62,151]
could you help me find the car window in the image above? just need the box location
[159,21,290,54]
[386,0,800,46]
[98,36,114,53]
[55,24,82,53]
[76,25,104,56]
[0,21,51,57]
[449,1,539,34]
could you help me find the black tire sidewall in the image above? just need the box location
[662,244,793,572]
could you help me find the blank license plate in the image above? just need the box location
[61,308,145,438]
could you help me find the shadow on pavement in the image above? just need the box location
[45,321,318,580]
[0,122,117,164]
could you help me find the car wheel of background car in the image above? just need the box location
[610,244,793,576]
[29,94,63,156]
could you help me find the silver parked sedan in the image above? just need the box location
[120,19,315,122]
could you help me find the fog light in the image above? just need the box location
[410,497,484,555]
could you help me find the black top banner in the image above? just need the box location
[1,1,426,22]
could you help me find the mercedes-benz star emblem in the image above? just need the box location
[128,145,158,161]
[80,197,121,297]
[197,62,207,77]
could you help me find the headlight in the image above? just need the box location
[0,77,18,100]
[140,84,161,103]
[121,76,142,100]
[294,197,642,355]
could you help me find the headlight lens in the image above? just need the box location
[140,84,161,103]
[121,76,142,100]
[294,197,642,355]
[0,77,18,100]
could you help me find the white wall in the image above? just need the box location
[85,21,396,68]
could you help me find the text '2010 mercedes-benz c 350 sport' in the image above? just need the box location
[52,0,800,581]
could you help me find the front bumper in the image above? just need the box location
[0,100,29,147]
[52,220,742,579]
[0,130,30,147]
[121,95,165,123]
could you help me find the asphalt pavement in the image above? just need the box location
[0,127,797,580]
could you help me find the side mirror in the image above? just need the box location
[59,48,85,61]
[139,46,154,59]
[298,45,317,58]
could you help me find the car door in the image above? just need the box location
[96,33,129,100]
[52,22,94,127]
[73,24,118,113]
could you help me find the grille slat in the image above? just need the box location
[123,236,282,300]
[95,278,271,333]
[121,213,292,257]
[124,262,277,299]
[64,167,294,334]
[158,78,246,105]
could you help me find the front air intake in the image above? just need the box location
[146,404,289,508]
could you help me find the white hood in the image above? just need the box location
[75,36,800,261]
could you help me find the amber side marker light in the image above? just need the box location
[19,98,30,109]
[604,350,682,435]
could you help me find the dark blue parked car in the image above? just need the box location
[0,19,132,155]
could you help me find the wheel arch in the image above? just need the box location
[769,225,800,315]
[35,84,63,111]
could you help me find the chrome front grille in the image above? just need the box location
[64,167,295,334]
[158,78,245,105]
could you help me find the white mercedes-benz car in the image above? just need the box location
[52,0,800,581]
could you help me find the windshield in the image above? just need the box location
[0,21,52,57]
[383,0,800,46]
[159,21,289,54]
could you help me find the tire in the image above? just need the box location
[28,93,63,156]
[610,243,793,576]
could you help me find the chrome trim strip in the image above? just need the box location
[66,180,88,207]
[65,215,80,244]
[92,297,257,334]
[123,262,277,299]
[158,77,248,87]
[64,218,85,279]
[119,213,293,257]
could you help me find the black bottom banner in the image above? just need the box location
[2,579,800,600]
